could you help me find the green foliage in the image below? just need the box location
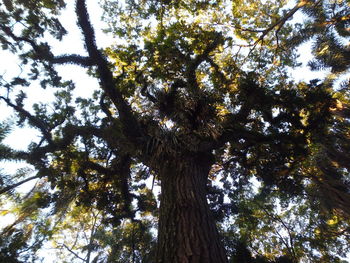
[0,0,350,262]
[0,229,30,263]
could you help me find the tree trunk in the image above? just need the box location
[156,157,228,263]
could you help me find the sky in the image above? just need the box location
[0,2,110,260]
[0,1,143,261]
[0,0,112,166]
[0,0,331,154]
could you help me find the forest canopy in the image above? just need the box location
[0,0,350,262]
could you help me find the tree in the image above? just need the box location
[0,0,349,262]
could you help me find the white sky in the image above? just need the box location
[0,0,331,151]
[0,3,113,261]
[0,0,113,150]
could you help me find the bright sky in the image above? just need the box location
[0,0,114,151]
[0,0,329,151]
[0,2,110,260]
[0,3,106,202]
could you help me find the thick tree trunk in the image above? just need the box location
[156,158,228,263]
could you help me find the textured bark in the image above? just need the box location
[156,158,228,263]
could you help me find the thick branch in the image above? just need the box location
[0,175,41,195]
[75,0,144,144]
[244,0,316,58]
[0,25,41,53]
[186,34,224,91]
[0,25,93,67]
[213,120,301,152]
[81,157,136,219]
[51,54,95,67]
[0,96,53,144]
[206,57,234,86]
[191,34,224,69]
[99,93,114,120]
[16,124,117,170]
[259,0,309,41]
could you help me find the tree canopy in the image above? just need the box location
[0,0,350,262]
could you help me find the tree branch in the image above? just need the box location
[261,206,298,261]
[186,33,224,92]
[0,174,41,195]
[61,243,86,262]
[0,96,53,144]
[244,0,316,59]
[75,0,145,144]
[0,25,93,67]
[51,54,95,67]
[0,25,41,53]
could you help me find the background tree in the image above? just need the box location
[0,0,349,262]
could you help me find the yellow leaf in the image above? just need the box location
[0,210,9,216]
[327,216,338,225]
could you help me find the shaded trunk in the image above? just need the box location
[156,158,228,263]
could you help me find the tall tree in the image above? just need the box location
[0,0,349,262]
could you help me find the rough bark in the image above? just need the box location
[156,157,228,263]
